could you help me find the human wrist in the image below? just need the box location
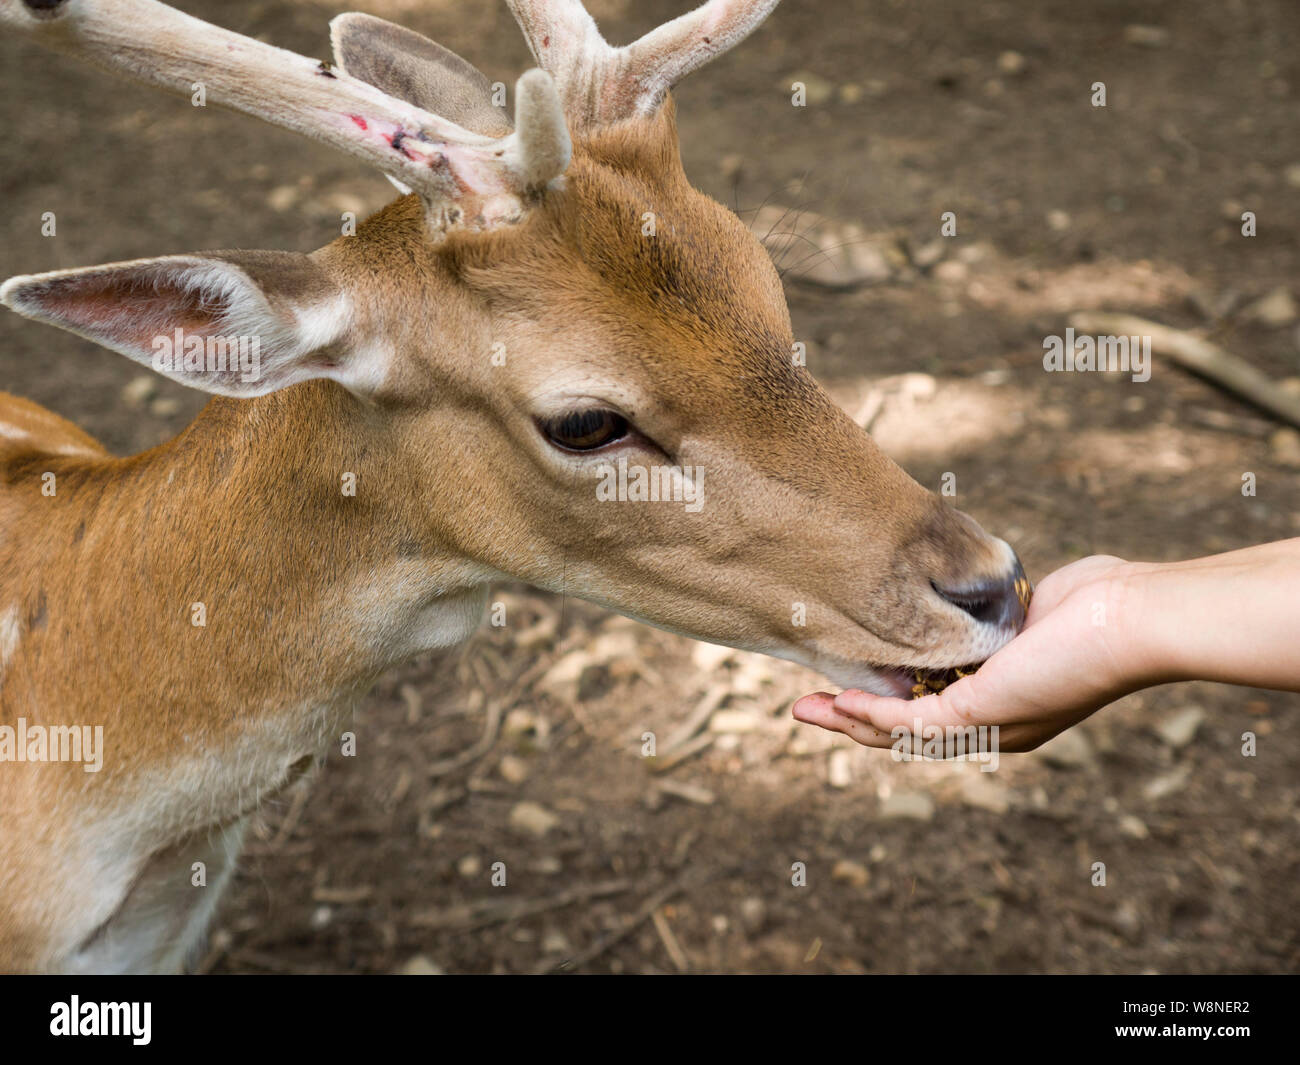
[1104,561,1186,689]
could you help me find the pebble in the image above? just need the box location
[399,954,445,975]
[509,801,559,838]
[747,204,894,288]
[503,708,550,744]
[831,859,870,887]
[1115,900,1142,939]
[827,748,853,789]
[1143,764,1191,801]
[266,185,299,211]
[996,50,1027,76]
[912,238,947,269]
[1154,706,1205,749]
[877,791,935,821]
[710,709,762,734]
[731,652,774,694]
[121,376,157,409]
[787,72,834,105]
[1035,729,1095,770]
[326,191,367,218]
[897,372,938,402]
[960,773,1012,814]
[1242,287,1297,327]
[692,642,735,671]
[1270,428,1300,468]
[498,754,530,784]
[739,897,767,934]
[1123,25,1170,48]
[1119,814,1150,839]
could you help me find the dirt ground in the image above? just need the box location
[1,0,1297,973]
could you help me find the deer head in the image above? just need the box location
[0,0,1027,698]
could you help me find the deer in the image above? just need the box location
[0,0,1029,974]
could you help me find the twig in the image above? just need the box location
[1067,311,1300,430]
[409,879,631,932]
[854,388,886,432]
[191,930,231,975]
[544,873,693,974]
[268,781,311,848]
[651,908,691,972]
[427,699,503,778]
[400,682,423,723]
[225,948,321,974]
[659,682,729,755]
[646,731,715,775]
[655,778,716,805]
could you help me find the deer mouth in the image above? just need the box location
[873,664,980,700]
[837,575,1030,700]
[886,663,981,700]
[879,574,1031,698]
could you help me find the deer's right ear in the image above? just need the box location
[0,251,382,399]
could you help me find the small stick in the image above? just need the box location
[268,781,311,848]
[542,874,692,973]
[854,387,886,432]
[409,879,631,932]
[646,731,715,775]
[427,699,503,778]
[1068,311,1300,430]
[651,908,691,972]
[659,682,729,755]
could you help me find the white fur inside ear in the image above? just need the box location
[178,261,317,361]
[0,257,379,399]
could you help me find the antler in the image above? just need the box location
[0,0,570,232]
[506,0,780,126]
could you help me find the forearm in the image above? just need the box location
[1128,538,1300,693]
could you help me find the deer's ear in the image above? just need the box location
[331,13,512,137]
[0,251,381,398]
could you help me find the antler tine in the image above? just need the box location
[622,0,781,113]
[1,0,569,232]
[506,0,603,76]
[506,0,780,125]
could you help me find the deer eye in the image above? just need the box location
[539,409,630,452]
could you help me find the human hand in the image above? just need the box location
[792,554,1152,753]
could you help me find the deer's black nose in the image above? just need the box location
[934,556,1031,630]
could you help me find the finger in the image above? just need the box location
[792,692,894,748]
[832,685,982,734]
[832,684,1039,759]
[834,681,1098,756]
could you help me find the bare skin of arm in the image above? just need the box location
[792,539,1300,753]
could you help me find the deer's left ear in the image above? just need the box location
[0,250,380,398]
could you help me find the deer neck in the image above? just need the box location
[35,381,488,727]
